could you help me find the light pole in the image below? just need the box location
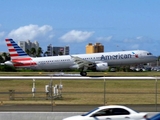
[104,73,107,105]
[49,77,53,112]
[32,79,36,98]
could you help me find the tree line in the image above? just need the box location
[26,47,63,57]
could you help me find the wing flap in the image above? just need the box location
[71,56,95,69]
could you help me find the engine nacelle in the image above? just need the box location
[70,64,79,69]
[96,62,109,71]
[4,61,13,66]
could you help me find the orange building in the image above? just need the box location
[86,43,104,54]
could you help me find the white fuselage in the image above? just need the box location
[26,50,157,70]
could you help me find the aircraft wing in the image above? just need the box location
[71,56,95,69]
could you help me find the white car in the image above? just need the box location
[63,105,148,120]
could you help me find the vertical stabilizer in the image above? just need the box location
[5,39,31,60]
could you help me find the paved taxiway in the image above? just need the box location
[0,104,159,112]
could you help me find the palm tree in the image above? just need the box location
[158,56,160,61]
[31,48,36,57]
[43,51,48,57]
[58,51,63,56]
[52,51,56,56]
[2,52,10,61]
[26,49,31,56]
[0,55,4,63]
[37,47,43,57]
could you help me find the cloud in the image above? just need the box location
[136,36,143,40]
[7,24,54,41]
[96,36,113,42]
[0,31,5,38]
[124,36,153,44]
[130,44,140,49]
[60,30,94,43]
[123,38,133,43]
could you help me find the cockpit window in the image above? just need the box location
[147,53,152,55]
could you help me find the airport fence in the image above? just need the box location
[0,76,159,112]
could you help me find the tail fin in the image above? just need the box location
[5,39,31,60]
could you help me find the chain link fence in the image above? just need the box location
[0,77,159,112]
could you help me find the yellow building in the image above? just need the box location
[86,43,104,54]
[86,43,94,54]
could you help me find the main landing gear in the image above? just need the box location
[80,71,87,76]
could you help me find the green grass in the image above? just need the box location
[0,71,160,76]
[0,71,159,105]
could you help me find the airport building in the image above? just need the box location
[18,40,39,54]
[86,43,104,54]
[47,44,70,56]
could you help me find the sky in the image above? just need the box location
[0,0,160,56]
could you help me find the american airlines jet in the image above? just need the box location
[4,39,157,76]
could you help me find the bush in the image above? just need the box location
[0,65,16,72]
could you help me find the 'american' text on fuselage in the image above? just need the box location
[101,53,133,60]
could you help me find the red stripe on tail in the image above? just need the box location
[10,54,19,57]
[9,49,16,52]
[7,44,12,47]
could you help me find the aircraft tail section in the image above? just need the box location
[5,39,32,60]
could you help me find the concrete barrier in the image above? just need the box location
[0,112,158,120]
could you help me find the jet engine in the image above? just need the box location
[96,62,109,71]
[4,61,13,66]
[70,64,80,69]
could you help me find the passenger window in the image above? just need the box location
[112,108,130,115]
[91,109,113,117]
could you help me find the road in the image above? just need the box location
[0,104,159,112]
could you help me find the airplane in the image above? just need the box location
[3,38,157,76]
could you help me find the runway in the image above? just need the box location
[0,104,159,112]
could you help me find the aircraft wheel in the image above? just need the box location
[80,71,87,76]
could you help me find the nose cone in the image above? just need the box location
[4,61,13,66]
